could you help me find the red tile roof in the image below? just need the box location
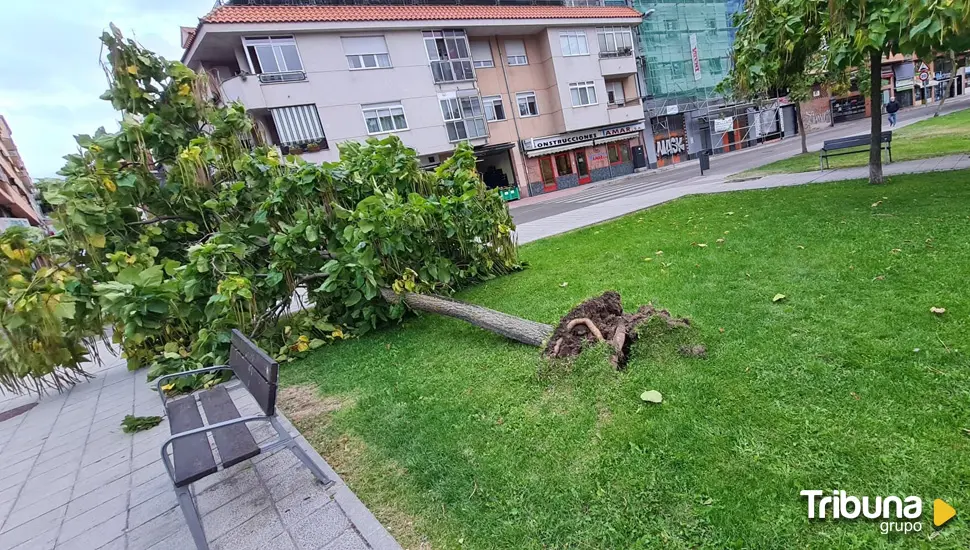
[201,5,642,24]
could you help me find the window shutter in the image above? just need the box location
[504,39,526,57]
[341,36,388,55]
[470,41,493,64]
[270,105,326,146]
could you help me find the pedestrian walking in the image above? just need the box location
[886,96,900,127]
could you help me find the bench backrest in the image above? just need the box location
[823,131,892,150]
[228,329,279,416]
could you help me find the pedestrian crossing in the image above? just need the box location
[544,177,695,206]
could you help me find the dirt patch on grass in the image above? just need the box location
[280,384,431,549]
[278,384,357,423]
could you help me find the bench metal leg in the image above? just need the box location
[176,486,209,550]
[266,416,334,487]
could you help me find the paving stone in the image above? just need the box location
[14,469,77,509]
[275,477,332,528]
[130,459,167,486]
[201,487,273,542]
[144,525,194,550]
[126,506,186,549]
[127,488,178,530]
[75,450,130,481]
[71,460,130,498]
[266,464,320,501]
[267,531,299,550]
[210,506,286,550]
[254,449,301,481]
[129,472,171,508]
[2,487,72,532]
[58,493,127,543]
[196,467,261,513]
[55,510,126,550]
[64,476,128,520]
[0,505,66,550]
[288,502,351,550]
[323,530,370,550]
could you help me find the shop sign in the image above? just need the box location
[665,105,680,115]
[713,117,734,133]
[689,34,702,81]
[523,130,597,151]
[599,122,645,137]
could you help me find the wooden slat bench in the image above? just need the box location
[156,329,333,550]
[819,131,893,169]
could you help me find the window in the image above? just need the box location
[505,39,528,66]
[244,36,303,75]
[483,96,506,121]
[597,27,634,57]
[706,57,723,75]
[607,142,631,164]
[664,20,679,31]
[606,81,626,105]
[439,94,487,141]
[554,153,573,176]
[424,30,475,83]
[559,31,589,57]
[269,104,327,150]
[516,91,538,117]
[569,81,597,107]
[362,103,408,134]
[470,41,494,68]
[342,36,391,70]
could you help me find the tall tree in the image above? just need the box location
[725,0,827,155]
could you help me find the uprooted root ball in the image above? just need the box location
[543,291,692,369]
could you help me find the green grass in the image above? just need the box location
[282,171,970,549]
[735,108,970,177]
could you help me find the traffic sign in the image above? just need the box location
[919,70,929,82]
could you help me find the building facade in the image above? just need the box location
[182,4,646,197]
[0,116,42,228]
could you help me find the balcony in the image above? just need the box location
[607,103,644,125]
[220,73,313,111]
[431,59,475,84]
[599,50,637,77]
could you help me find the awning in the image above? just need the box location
[524,141,594,157]
[594,132,639,145]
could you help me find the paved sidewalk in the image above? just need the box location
[515,153,970,244]
[0,344,400,550]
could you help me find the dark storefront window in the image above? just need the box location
[608,142,631,164]
[554,153,573,175]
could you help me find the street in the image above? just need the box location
[510,95,970,225]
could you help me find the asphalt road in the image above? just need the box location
[511,96,970,225]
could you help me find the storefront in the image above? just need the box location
[521,122,644,196]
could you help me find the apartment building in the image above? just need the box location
[0,116,42,228]
[181,3,645,197]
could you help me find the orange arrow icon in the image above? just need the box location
[934,499,956,527]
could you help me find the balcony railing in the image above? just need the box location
[257,71,307,84]
[599,47,634,59]
[431,59,475,84]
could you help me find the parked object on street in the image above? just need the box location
[819,131,893,169]
[156,330,334,550]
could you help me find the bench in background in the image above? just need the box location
[156,329,333,550]
[820,131,893,169]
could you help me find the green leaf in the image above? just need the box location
[344,290,362,307]
[116,173,138,188]
[640,390,663,404]
[305,225,318,242]
[53,301,76,320]
[772,293,787,303]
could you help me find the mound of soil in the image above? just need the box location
[543,291,691,369]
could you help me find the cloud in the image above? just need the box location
[0,0,213,178]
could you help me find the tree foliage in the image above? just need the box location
[0,27,518,394]
[727,0,970,183]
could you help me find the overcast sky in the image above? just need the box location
[1,0,215,180]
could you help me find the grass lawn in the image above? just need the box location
[281,171,970,549]
[734,107,970,177]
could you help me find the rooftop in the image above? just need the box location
[200,4,642,24]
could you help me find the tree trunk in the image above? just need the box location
[380,288,553,346]
[795,104,808,154]
[934,51,957,117]
[869,51,884,185]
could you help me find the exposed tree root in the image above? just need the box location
[543,291,692,369]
